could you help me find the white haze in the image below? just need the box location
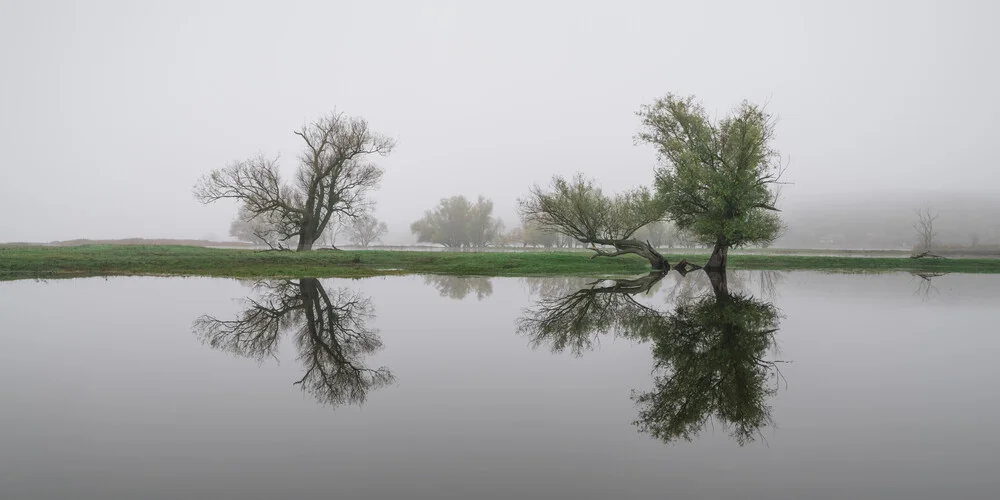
[1,0,997,245]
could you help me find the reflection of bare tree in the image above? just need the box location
[522,276,595,299]
[194,278,393,407]
[748,270,784,300]
[520,270,785,445]
[661,270,713,306]
[423,275,494,300]
[910,272,946,300]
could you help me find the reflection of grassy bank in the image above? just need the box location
[3,245,1000,281]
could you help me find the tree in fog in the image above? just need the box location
[501,227,525,247]
[468,197,505,247]
[229,205,284,247]
[194,112,395,251]
[635,221,671,248]
[913,207,939,253]
[637,94,786,270]
[319,214,346,249]
[347,214,388,248]
[410,195,504,248]
[522,221,560,248]
[519,174,669,269]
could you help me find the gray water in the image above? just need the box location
[1,271,998,500]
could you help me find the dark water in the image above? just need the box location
[1,271,998,500]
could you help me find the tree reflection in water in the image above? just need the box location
[193,278,393,407]
[520,270,785,445]
[423,275,494,300]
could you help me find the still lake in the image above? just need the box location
[1,271,998,500]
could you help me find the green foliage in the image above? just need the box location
[517,273,666,356]
[637,94,785,249]
[519,174,666,243]
[521,221,562,247]
[519,269,783,445]
[633,291,781,445]
[411,195,504,247]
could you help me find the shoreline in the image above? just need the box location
[3,245,1000,281]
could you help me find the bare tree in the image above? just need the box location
[319,214,346,249]
[913,207,939,254]
[229,205,293,249]
[969,232,980,248]
[643,221,670,248]
[347,214,388,248]
[194,112,395,251]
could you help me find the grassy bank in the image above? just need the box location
[3,245,1000,281]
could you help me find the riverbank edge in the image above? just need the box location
[3,245,999,281]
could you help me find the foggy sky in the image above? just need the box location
[1,0,997,243]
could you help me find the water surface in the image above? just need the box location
[1,271,998,499]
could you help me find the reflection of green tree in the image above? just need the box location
[517,273,665,355]
[519,270,784,445]
[193,278,393,407]
[633,273,782,445]
[423,275,493,300]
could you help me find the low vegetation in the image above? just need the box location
[3,245,1000,281]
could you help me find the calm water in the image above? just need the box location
[1,271,998,500]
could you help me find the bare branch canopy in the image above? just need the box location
[194,111,395,251]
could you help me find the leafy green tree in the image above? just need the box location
[637,94,785,269]
[410,195,504,248]
[519,174,669,269]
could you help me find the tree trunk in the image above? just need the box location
[706,270,729,298]
[297,234,316,251]
[590,238,669,270]
[705,240,729,271]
